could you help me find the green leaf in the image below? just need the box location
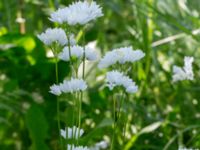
[96,118,113,128]
[124,121,163,150]
[25,105,49,150]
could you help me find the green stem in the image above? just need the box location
[67,35,74,78]
[123,112,128,140]
[110,95,116,150]
[117,92,125,124]
[55,53,63,150]
[77,92,82,144]
[111,92,126,149]
[77,27,86,143]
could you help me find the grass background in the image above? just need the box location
[0,0,200,149]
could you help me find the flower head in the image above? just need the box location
[98,47,145,68]
[59,78,87,93]
[49,78,87,95]
[49,84,62,96]
[172,56,194,82]
[50,1,103,25]
[67,145,90,150]
[59,45,84,61]
[91,141,108,150]
[37,28,67,46]
[106,70,138,94]
[61,126,84,139]
[85,47,98,61]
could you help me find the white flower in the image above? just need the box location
[49,78,87,95]
[90,140,108,150]
[106,70,138,94]
[98,46,145,68]
[178,147,195,150]
[60,126,84,139]
[50,1,103,25]
[59,45,98,61]
[183,56,194,80]
[59,78,87,93]
[126,85,138,93]
[67,145,90,150]
[37,28,67,46]
[59,45,84,61]
[85,47,98,61]
[49,84,61,96]
[172,56,194,82]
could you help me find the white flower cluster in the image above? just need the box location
[59,45,98,61]
[178,147,198,150]
[67,145,90,150]
[172,56,194,82]
[106,70,138,94]
[98,46,145,68]
[90,140,108,150]
[37,28,67,46]
[50,1,103,25]
[60,126,84,139]
[49,78,87,96]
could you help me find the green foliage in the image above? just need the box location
[25,104,49,150]
[0,0,200,150]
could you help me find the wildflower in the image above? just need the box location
[172,56,194,82]
[59,45,98,61]
[85,47,98,61]
[59,45,84,61]
[59,78,87,93]
[50,1,103,25]
[60,126,84,139]
[67,145,90,150]
[90,141,108,150]
[49,84,62,96]
[106,70,138,94]
[49,78,87,95]
[98,46,145,68]
[37,28,67,46]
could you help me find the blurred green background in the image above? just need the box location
[0,0,200,150]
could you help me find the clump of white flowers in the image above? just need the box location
[37,28,67,46]
[49,78,87,95]
[178,146,197,150]
[67,145,90,150]
[172,56,194,82]
[38,0,104,149]
[99,46,145,94]
[49,84,62,96]
[90,140,108,150]
[98,46,145,68]
[50,1,103,25]
[98,46,145,150]
[106,70,138,94]
[60,126,84,139]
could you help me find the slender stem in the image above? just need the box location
[54,51,63,150]
[117,92,125,124]
[123,94,129,140]
[110,92,126,150]
[110,94,116,150]
[67,34,74,78]
[82,35,86,79]
[123,113,128,139]
[77,28,86,143]
[77,91,82,144]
